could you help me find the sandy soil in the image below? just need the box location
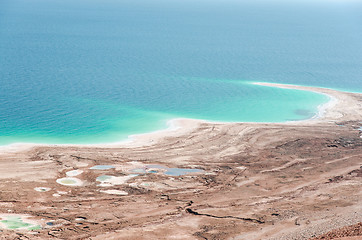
[0,84,361,240]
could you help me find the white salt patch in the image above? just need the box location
[34,187,51,192]
[129,183,138,188]
[237,166,247,171]
[98,183,113,187]
[56,177,83,186]
[100,190,128,195]
[96,175,137,187]
[204,172,217,175]
[52,193,61,197]
[66,170,83,177]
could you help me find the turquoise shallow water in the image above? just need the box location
[0,0,361,145]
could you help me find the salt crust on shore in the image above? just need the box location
[0,82,360,154]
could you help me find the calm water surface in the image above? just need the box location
[0,0,361,145]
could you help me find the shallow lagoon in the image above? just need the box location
[1,0,359,145]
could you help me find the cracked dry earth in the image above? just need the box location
[0,120,361,240]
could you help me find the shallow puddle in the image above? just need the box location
[145,165,202,176]
[131,168,147,173]
[56,177,83,186]
[96,175,113,182]
[96,175,137,186]
[0,214,41,231]
[90,165,115,170]
[147,164,167,169]
[164,168,202,176]
[66,170,83,177]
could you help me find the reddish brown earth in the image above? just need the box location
[311,222,362,240]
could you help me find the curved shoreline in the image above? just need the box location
[0,83,361,240]
[0,82,360,153]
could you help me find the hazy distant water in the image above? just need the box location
[0,0,361,145]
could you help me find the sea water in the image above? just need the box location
[0,0,361,145]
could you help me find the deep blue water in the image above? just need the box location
[0,0,361,145]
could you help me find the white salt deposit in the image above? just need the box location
[100,190,128,195]
[66,170,83,177]
[34,187,51,192]
[56,177,83,186]
[96,174,137,187]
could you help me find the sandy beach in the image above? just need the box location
[0,83,361,239]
